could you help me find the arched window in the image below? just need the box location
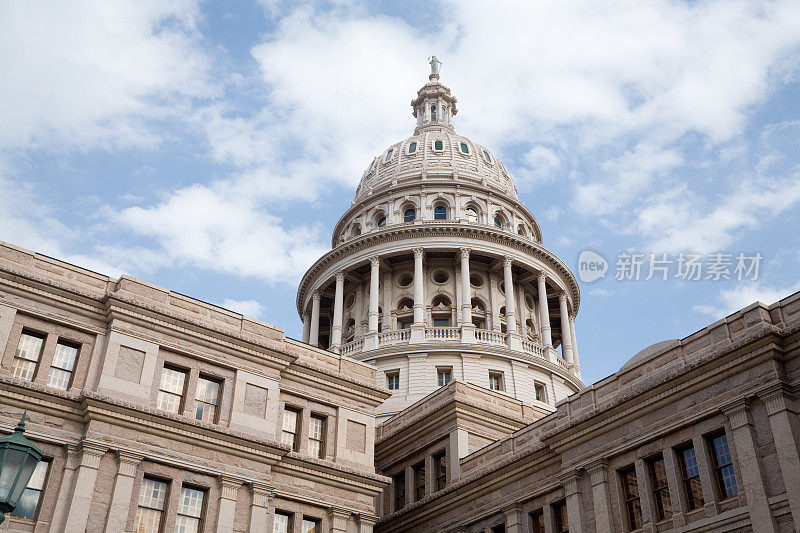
[459,142,469,154]
[377,216,387,227]
[434,140,443,151]
[408,141,417,154]
[517,224,527,236]
[397,297,414,311]
[434,205,447,220]
[384,149,394,162]
[431,295,451,308]
[431,104,437,122]
[352,224,362,236]
[494,216,503,228]
[465,207,479,223]
[404,208,416,223]
[483,150,492,163]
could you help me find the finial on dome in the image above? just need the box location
[428,56,441,80]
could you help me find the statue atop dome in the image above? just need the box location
[428,55,441,80]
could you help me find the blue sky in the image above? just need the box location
[2,0,800,385]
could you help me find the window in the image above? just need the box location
[648,455,672,522]
[134,477,168,533]
[309,415,326,459]
[620,466,643,530]
[432,270,449,284]
[10,459,49,520]
[399,320,412,330]
[157,366,187,414]
[384,148,394,162]
[494,216,503,228]
[404,208,416,222]
[469,275,483,288]
[491,526,505,533]
[408,141,417,154]
[413,461,426,501]
[282,407,300,450]
[709,432,738,499]
[483,150,492,163]
[434,139,443,151]
[302,517,321,533]
[433,451,447,490]
[552,500,568,533]
[489,372,504,391]
[431,104,437,122]
[437,368,451,387]
[394,473,406,511]
[530,509,545,533]
[465,207,479,222]
[434,205,447,220]
[459,142,469,154]
[387,372,400,390]
[12,331,45,381]
[432,318,450,327]
[534,382,547,402]
[377,216,387,227]
[46,341,79,390]
[195,376,221,423]
[273,512,292,533]
[472,319,486,329]
[678,445,704,510]
[175,486,205,533]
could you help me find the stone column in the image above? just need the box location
[331,272,345,353]
[62,444,107,533]
[634,458,656,532]
[537,274,552,348]
[216,476,242,533]
[724,400,777,532]
[49,445,80,532]
[587,460,614,533]
[460,248,472,325]
[413,248,425,325]
[309,292,321,347]
[359,514,378,533]
[503,504,524,533]
[489,271,500,331]
[249,483,273,533]
[454,262,462,326]
[329,508,350,533]
[382,268,393,332]
[569,315,580,368]
[560,470,585,533]
[518,287,530,339]
[104,451,143,532]
[301,313,310,343]
[762,387,800,531]
[368,257,380,333]
[558,292,574,363]
[503,257,518,333]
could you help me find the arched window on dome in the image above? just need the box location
[459,142,469,154]
[407,141,417,154]
[465,206,479,223]
[404,208,416,223]
[384,149,394,162]
[442,106,448,121]
[483,150,492,163]
[434,205,447,220]
[377,216,387,227]
[493,215,504,228]
[517,224,527,237]
[431,104,437,122]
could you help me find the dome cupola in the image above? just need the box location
[410,56,459,134]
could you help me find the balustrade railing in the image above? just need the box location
[475,328,506,345]
[425,326,461,341]
[521,339,544,358]
[340,338,363,357]
[378,329,411,346]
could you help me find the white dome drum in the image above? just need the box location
[297,60,582,420]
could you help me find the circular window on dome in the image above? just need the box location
[398,274,413,288]
[407,141,418,154]
[459,142,469,155]
[345,294,355,309]
[433,139,444,152]
[470,274,483,287]
[432,270,450,284]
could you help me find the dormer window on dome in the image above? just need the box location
[431,105,437,122]
[433,140,443,151]
[407,141,417,154]
[483,150,492,163]
[384,149,394,163]
[459,142,469,155]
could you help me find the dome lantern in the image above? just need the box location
[411,56,458,134]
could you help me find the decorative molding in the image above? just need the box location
[557,469,583,496]
[78,442,108,469]
[413,248,425,259]
[219,476,243,501]
[251,482,275,507]
[722,398,752,430]
[585,459,609,486]
[116,450,144,477]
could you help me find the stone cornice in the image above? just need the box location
[297,222,580,314]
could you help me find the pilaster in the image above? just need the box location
[62,443,108,533]
[558,469,585,533]
[586,459,614,533]
[249,482,274,533]
[104,450,144,532]
[329,508,351,533]
[761,385,800,531]
[216,476,243,533]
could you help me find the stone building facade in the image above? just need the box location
[0,241,389,532]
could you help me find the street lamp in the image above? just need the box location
[0,412,43,524]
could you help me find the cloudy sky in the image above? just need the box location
[2,0,800,384]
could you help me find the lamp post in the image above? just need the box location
[0,412,43,524]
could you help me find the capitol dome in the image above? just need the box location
[297,58,582,421]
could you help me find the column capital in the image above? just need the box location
[328,506,352,522]
[219,475,243,501]
[335,270,345,282]
[760,384,794,416]
[250,482,275,507]
[538,272,547,283]
[459,247,471,259]
[722,398,752,429]
[78,442,108,469]
[585,459,609,485]
[312,292,321,302]
[369,255,380,266]
[559,290,568,302]
[358,514,379,527]
[557,469,583,496]
[503,256,513,267]
[116,450,144,477]
[413,247,425,259]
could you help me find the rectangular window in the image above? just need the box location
[489,372,504,391]
[46,341,79,390]
[678,445,704,511]
[134,477,168,533]
[433,451,447,491]
[282,407,300,451]
[273,511,292,533]
[433,318,450,327]
[534,382,547,402]
[552,500,569,533]
[9,459,49,520]
[394,472,406,511]
[175,486,206,533]
[157,365,187,414]
[530,509,545,533]
[387,372,400,390]
[620,466,643,530]
[301,518,320,533]
[399,320,412,329]
[308,415,326,459]
[12,331,45,381]
[472,319,485,329]
[709,432,738,499]
[437,368,451,387]
[413,461,426,501]
[195,375,221,423]
[647,455,672,522]
[491,525,505,533]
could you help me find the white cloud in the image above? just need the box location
[694,281,800,318]
[221,298,265,319]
